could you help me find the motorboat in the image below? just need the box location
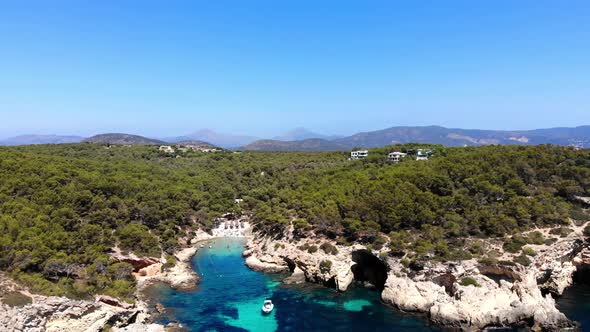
[261,299,274,314]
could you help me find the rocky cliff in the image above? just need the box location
[0,274,165,332]
[244,224,590,331]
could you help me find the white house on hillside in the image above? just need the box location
[350,150,368,160]
[387,152,407,163]
[159,145,175,153]
[416,148,432,161]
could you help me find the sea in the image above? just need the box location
[145,237,588,332]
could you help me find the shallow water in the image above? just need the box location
[149,237,440,332]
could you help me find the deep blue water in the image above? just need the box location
[148,237,440,332]
[556,282,590,329]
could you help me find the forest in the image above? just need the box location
[0,143,588,301]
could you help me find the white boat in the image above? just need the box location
[261,299,274,314]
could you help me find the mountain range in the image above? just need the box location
[244,125,590,151]
[0,134,85,146]
[166,129,260,148]
[1,125,589,150]
[82,133,167,145]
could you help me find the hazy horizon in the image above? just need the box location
[1,2,589,138]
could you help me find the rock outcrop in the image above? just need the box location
[244,225,589,331]
[134,246,201,291]
[244,235,365,291]
[537,238,589,295]
[0,275,164,332]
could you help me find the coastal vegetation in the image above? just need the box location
[0,143,588,300]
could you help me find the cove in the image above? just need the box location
[146,237,440,331]
[556,267,590,329]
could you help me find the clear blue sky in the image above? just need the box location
[0,1,589,139]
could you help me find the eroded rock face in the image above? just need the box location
[0,294,160,332]
[244,235,362,292]
[110,249,162,272]
[351,250,388,290]
[381,236,590,331]
[245,226,589,331]
[135,246,201,291]
[537,239,589,295]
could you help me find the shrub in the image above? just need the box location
[478,257,498,265]
[320,242,339,255]
[319,260,332,273]
[307,245,318,254]
[503,236,527,253]
[372,236,388,251]
[1,292,32,307]
[584,225,590,237]
[527,231,545,245]
[444,249,473,261]
[469,241,485,256]
[522,247,536,257]
[401,258,410,268]
[549,227,574,238]
[298,243,310,251]
[545,237,558,245]
[570,208,590,222]
[459,276,480,287]
[514,254,532,266]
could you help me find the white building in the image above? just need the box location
[350,150,368,159]
[387,152,407,162]
[416,148,432,161]
[159,145,175,153]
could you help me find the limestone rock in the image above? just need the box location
[381,276,446,312]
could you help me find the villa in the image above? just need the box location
[350,150,368,160]
[387,152,407,163]
[416,148,433,161]
[159,145,175,153]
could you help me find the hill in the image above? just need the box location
[243,138,347,151]
[334,125,590,148]
[174,140,218,148]
[0,135,85,146]
[83,133,166,145]
[243,125,590,151]
[170,129,259,148]
[0,143,588,303]
[272,127,328,141]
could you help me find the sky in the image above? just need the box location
[0,1,589,139]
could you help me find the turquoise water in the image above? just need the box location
[149,237,440,331]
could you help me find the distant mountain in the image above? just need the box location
[170,129,259,148]
[174,140,218,148]
[4,125,590,150]
[272,127,327,141]
[0,135,85,146]
[243,138,347,151]
[334,125,590,148]
[243,125,590,151]
[83,133,166,145]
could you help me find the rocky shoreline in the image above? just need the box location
[0,216,252,332]
[0,272,166,332]
[2,213,586,331]
[243,222,590,331]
